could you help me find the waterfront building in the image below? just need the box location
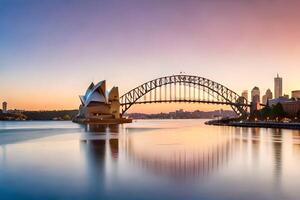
[77,81,120,119]
[10,109,25,114]
[262,89,273,105]
[292,90,300,99]
[251,87,260,103]
[2,102,7,113]
[274,74,283,98]
[176,109,184,113]
[241,90,248,101]
[281,100,300,116]
[268,96,289,107]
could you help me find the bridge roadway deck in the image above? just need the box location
[121,99,251,107]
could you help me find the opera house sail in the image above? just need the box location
[74,80,131,124]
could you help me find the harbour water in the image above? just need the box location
[1,120,300,200]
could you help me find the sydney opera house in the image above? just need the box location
[74,80,130,124]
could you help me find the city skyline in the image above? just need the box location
[1,0,300,112]
[0,73,293,113]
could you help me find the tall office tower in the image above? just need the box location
[266,89,273,99]
[250,87,261,113]
[262,89,273,105]
[251,87,260,103]
[2,102,7,113]
[274,74,282,98]
[241,90,248,101]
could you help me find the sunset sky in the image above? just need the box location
[1,0,300,113]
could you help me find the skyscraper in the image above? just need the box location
[262,89,273,105]
[2,102,7,113]
[250,87,261,113]
[241,90,248,101]
[251,87,260,103]
[274,74,282,98]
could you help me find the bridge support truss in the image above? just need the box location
[120,75,249,117]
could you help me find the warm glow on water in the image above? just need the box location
[1,120,300,200]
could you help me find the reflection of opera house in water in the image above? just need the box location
[81,125,233,180]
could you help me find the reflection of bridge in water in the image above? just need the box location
[80,124,234,181]
[124,137,231,180]
[120,75,250,117]
[80,123,294,184]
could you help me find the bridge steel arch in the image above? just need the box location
[120,75,250,117]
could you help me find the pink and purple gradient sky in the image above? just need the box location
[0,0,300,113]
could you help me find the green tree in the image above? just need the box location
[260,106,272,120]
[297,109,300,122]
[272,103,286,121]
[249,109,261,121]
[63,114,71,121]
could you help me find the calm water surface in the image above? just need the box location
[1,120,300,200]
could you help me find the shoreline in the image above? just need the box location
[72,117,133,125]
[205,120,300,130]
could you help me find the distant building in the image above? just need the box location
[251,87,260,103]
[176,109,184,113]
[250,102,261,114]
[262,95,268,105]
[250,87,260,114]
[10,109,25,114]
[268,96,289,107]
[292,90,300,99]
[274,74,283,98]
[241,90,248,101]
[281,100,300,116]
[262,89,273,105]
[2,102,7,113]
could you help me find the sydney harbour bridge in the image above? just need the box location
[120,75,250,117]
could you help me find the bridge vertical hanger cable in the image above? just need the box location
[198,84,200,101]
[193,79,196,101]
[155,83,157,101]
[165,83,167,101]
[207,83,210,101]
[150,87,152,102]
[183,77,185,101]
[170,82,172,101]
[159,85,162,102]
[189,83,191,101]
[179,81,181,100]
[175,81,177,101]
[203,85,205,101]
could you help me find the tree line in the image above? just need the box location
[0,110,78,121]
[250,103,300,122]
